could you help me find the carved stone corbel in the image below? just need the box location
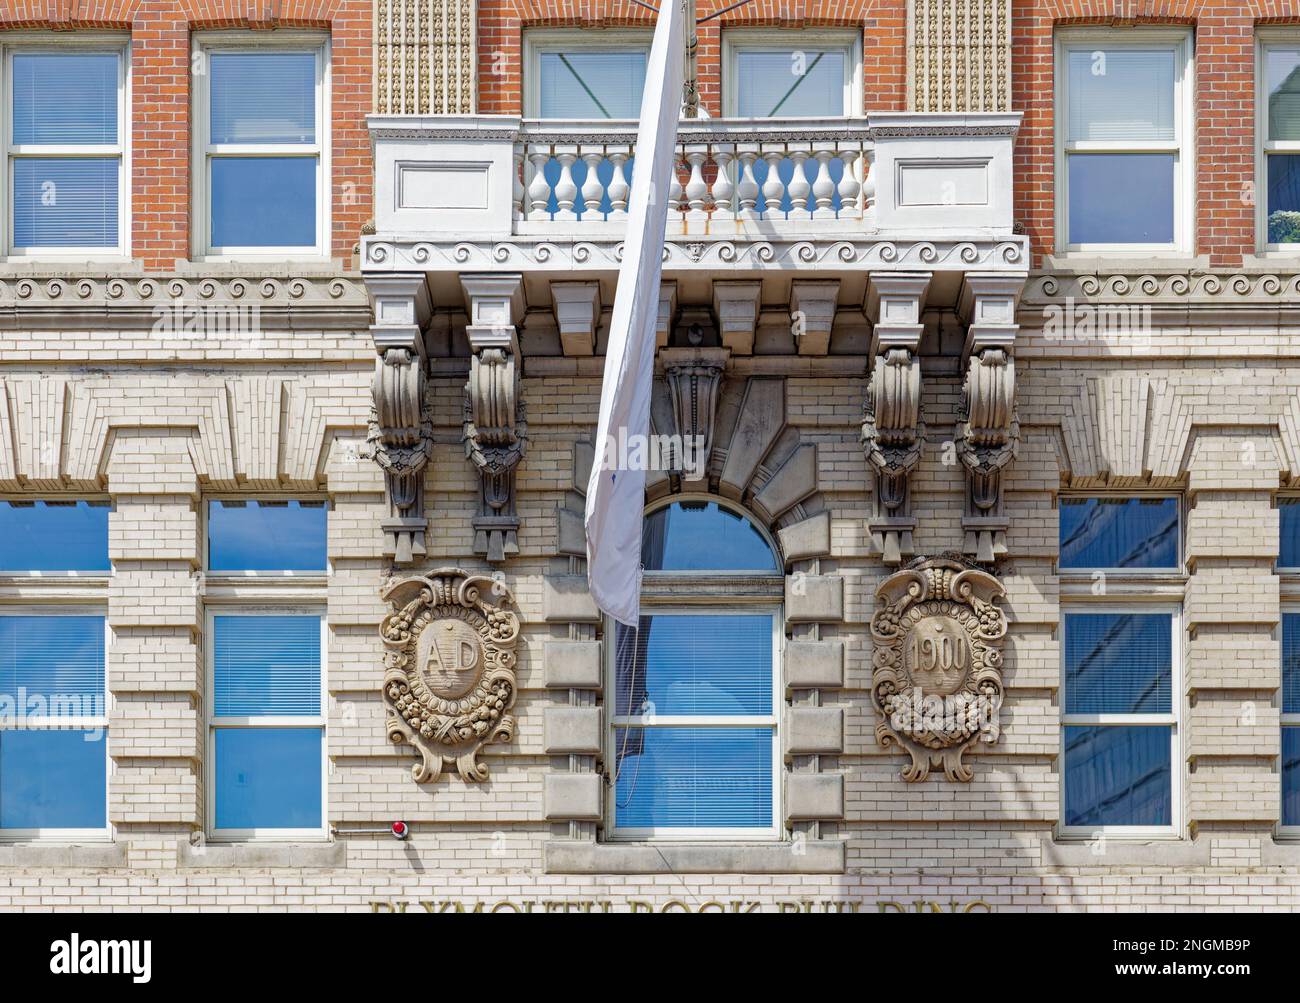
[956,273,1025,563]
[462,275,527,563]
[869,554,1007,783]
[661,346,729,488]
[861,272,930,566]
[366,274,434,566]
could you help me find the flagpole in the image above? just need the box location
[682,0,699,118]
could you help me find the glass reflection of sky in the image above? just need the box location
[0,501,109,572]
[214,728,321,830]
[643,502,777,572]
[208,500,326,572]
[0,729,106,830]
[1064,725,1171,827]
[1059,497,1178,570]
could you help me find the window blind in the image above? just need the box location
[1266,48,1300,143]
[209,52,316,144]
[213,615,320,717]
[1067,48,1176,143]
[0,615,104,710]
[12,158,119,248]
[1064,612,1172,715]
[1283,614,1300,714]
[613,614,773,716]
[538,51,647,119]
[11,52,118,145]
[735,49,845,118]
[613,726,772,828]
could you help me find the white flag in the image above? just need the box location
[585,0,686,626]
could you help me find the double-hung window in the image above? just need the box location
[3,41,129,257]
[608,500,782,840]
[205,500,327,840]
[1055,31,1192,253]
[0,501,111,839]
[724,32,860,117]
[1058,496,1182,837]
[1277,499,1300,832]
[193,36,329,258]
[1258,34,1300,250]
[526,32,650,119]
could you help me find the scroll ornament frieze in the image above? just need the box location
[869,555,1007,783]
[380,570,520,784]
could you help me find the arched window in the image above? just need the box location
[609,499,782,839]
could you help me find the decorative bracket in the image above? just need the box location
[956,273,1025,563]
[381,569,520,784]
[462,274,528,563]
[661,346,729,489]
[861,272,930,566]
[869,554,1007,783]
[365,273,434,566]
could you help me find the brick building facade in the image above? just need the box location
[1,0,1300,911]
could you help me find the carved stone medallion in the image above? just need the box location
[869,554,1007,783]
[380,569,520,783]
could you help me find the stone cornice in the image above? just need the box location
[364,236,1030,274]
[0,270,371,330]
[1021,269,1300,312]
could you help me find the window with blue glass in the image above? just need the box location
[198,42,325,254]
[1060,611,1177,832]
[207,499,327,573]
[610,500,780,837]
[0,613,108,834]
[209,612,324,836]
[1261,41,1300,248]
[6,46,126,254]
[0,500,110,573]
[1059,496,1179,571]
[1057,33,1190,251]
[1278,498,1300,568]
[1282,613,1300,829]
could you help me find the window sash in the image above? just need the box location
[607,604,781,840]
[722,31,861,118]
[1259,38,1300,250]
[205,498,329,576]
[0,609,109,840]
[1055,33,1191,253]
[2,42,128,256]
[1058,495,1182,574]
[1059,605,1179,837]
[523,31,652,118]
[194,37,328,258]
[206,607,326,839]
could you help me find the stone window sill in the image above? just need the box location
[1043,838,1208,868]
[0,843,127,868]
[179,841,346,869]
[544,839,844,874]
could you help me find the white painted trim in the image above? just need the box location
[1057,603,1183,840]
[605,604,783,842]
[1256,33,1300,254]
[0,608,112,843]
[1278,604,1300,837]
[205,605,328,842]
[191,33,331,262]
[0,36,131,260]
[522,29,654,119]
[1053,28,1195,257]
[721,28,862,118]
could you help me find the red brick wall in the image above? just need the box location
[1014,0,1300,268]
[477,0,907,117]
[0,0,372,271]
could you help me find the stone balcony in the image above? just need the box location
[362,111,1028,314]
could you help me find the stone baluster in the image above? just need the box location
[838,145,864,218]
[607,150,630,219]
[668,149,685,216]
[553,145,579,222]
[735,144,760,219]
[513,149,526,220]
[710,144,736,219]
[761,145,785,217]
[579,146,606,220]
[787,144,812,217]
[811,147,836,220]
[527,144,552,221]
[684,144,711,224]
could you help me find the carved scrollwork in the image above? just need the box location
[662,347,728,481]
[381,569,520,784]
[862,346,924,566]
[955,347,1018,562]
[870,554,1007,783]
[463,346,528,563]
[368,347,435,565]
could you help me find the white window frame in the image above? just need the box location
[722,29,863,118]
[1281,605,1300,837]
[1058,603,1182,840]
[1057,492,1184,576]
[523,29,653,119]
[1257,30,1300,254]
[191,31,331,262]
[205,606,327,842]
[0,606,112,843]
[0,33,131,260]
[1053,28,1194,256]
[605,495,785,842]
